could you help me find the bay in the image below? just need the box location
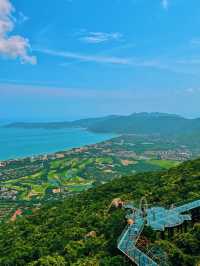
[0,126,115,160]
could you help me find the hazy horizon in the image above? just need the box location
[1,111,200,123]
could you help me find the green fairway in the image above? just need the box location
[148,159,180,169]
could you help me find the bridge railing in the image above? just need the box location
[117,225,129,245]
[145,197,200,211]
[126,245,158,266]
[174,199,200,213]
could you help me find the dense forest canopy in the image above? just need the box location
[0,158,200,265]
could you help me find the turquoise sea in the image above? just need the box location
[0,125,115,160]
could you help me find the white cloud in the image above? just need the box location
[161,0,169,10]
[37,47,200,76]
[36,48,165,69]
[37,48,131,65]
[0,0,36,64]
[79,31,123,44]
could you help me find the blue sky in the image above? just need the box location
[1,0,200,121]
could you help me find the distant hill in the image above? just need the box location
[88,113,200,135]
[5,112,200,136]
[0,158,200,265]
[4,115,118,129]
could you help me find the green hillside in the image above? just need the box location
[0,158,200,265]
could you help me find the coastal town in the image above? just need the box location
[0,133,195,224]
[0,135,194,207]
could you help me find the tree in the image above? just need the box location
[27,255,66,266]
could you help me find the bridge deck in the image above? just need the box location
[118,215,158,266]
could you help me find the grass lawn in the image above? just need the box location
[148,159,180,169]
[67,182,93,192]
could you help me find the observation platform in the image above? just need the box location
[118,199,200,266]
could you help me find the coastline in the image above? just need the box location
[0,126,117,162]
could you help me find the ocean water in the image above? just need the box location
[0,126,115,160]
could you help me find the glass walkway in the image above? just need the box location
[117,199,200,266]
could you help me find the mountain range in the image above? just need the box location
[5,112,200,136]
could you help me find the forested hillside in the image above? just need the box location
[0,158,200,265]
